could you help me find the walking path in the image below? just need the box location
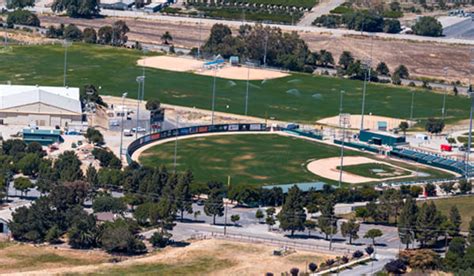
[298,0,346,26]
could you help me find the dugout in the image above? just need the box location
[359,130,405,146]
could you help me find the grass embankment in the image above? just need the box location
[0,43,470,125]
[422,195,474,231]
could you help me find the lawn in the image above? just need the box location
[338,163,411,179]
[139,133,454,187]
[423,195,474,231]
[0,43,470,124]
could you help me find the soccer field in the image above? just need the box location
[0,43,470,124]
[138,134,453,187]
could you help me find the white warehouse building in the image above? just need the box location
[0,85,83,127]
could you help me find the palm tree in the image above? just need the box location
[161,31,173,45]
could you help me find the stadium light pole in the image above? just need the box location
[466,91,474,179]
[211,67,217,125]
[119,92,128,160]
[441,66,449,120]
[224,175,230,236]
[244,63,250,116]
[360,62,369,130]
[136,76,145,140]
[63,40,71,87]
[338,90,346,189]
[173,111,179,173]
[410,89,415,122]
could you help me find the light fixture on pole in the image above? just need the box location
[63,39,72,87]
[211,67,217,125]
[441,66,449,120]
[338,90,346,188]
[244,61,251,115]
[119,92,128,159]
[135,75,145,139]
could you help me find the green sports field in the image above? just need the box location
[138,134,454,187]
[0,43,470,124]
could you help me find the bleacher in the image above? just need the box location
[390,147,474,177]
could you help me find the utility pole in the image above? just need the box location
[466,91,474,179]
[224,176,230,235]
[329,215,334,250]
[263,33,268,67]
[360,35,373,130]
[339,90,345,188]
[245,63,250,115]
[173,111,179,173]
[211,67,217,125]
[119,92,128,159]
[441,67,449,120]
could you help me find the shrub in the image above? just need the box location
[365,246,374,255]
[289,267,299,276]
[353,250,364,258]
[308,262,318,272]
[384,259,407,274]
[149,231,171,248]
[341,256,349,263]
[325,259,335,266]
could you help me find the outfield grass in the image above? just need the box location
[338,163,411,179]
[0,43,470,124]
[423,195,474,231]
[139,134,454,187]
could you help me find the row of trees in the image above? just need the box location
[313,11,402,34]
[46,21,130,46]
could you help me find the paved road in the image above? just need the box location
[298,0,346,26]
[339,253,394,275]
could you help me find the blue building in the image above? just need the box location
[359,130,405,146]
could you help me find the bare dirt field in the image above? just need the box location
[138,55,289,80]
[3,239,333,275]
[307,156,415,183]
[317,114,413,130]
[38,15,472,82]
[137,55,204,72]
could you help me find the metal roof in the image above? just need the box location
[0,85,81,114]
[262,182,329,193]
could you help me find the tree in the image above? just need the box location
[145,99,161,111]
[341,218,360,244]
[319,50,334,67]
[100,219,146,255]
[98,26,113,44]
[64,24,83,41]
[416,202,442,247]
[230,214,240,226]
[364,228,383,245]
[111,20,129,46]
[338,51,354,70]
[85,127,104,145]
[376,62,390,76]
[161,31,173,45]
[68,213,98,249]
[54,151,83,181]
[150,231,171,248]
[441,182,454,195]
[86,164,99,189]
[400,249,441,272]
[449,206,462,236]
[17,153,42,177]
[425,183,437,197]
[469,217,474,244]
[398,196,418,249]
[14,177,34,197]
[7,9,40,27]
[412,16,443,37]
[459,179,472,194]
[7,0,35,9]
[399,121,409,136]
[425,118,445,134]
[318,198,337,240]
[383,19,401,33]
[384,259,407,274]
[92,195,126,214]
[194,210,201,221]
[278,186,306,236]
[444,236,466,270]
[304,220,317,237]
[82,27,97,44]
[204,182,224,225]
[255,209,264,223]
[308,262,318,272]
[45,225,62,244]
[174,170,193,221]
[355,207,369,222]
[51,0,100,18]
[393,65,409,79]
[26,142,45,157]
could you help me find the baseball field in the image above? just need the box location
[138,133,454,187]
[0,43,470,125]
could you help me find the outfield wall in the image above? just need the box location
[126,123,267,164]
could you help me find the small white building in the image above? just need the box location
[0,85,83,127]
